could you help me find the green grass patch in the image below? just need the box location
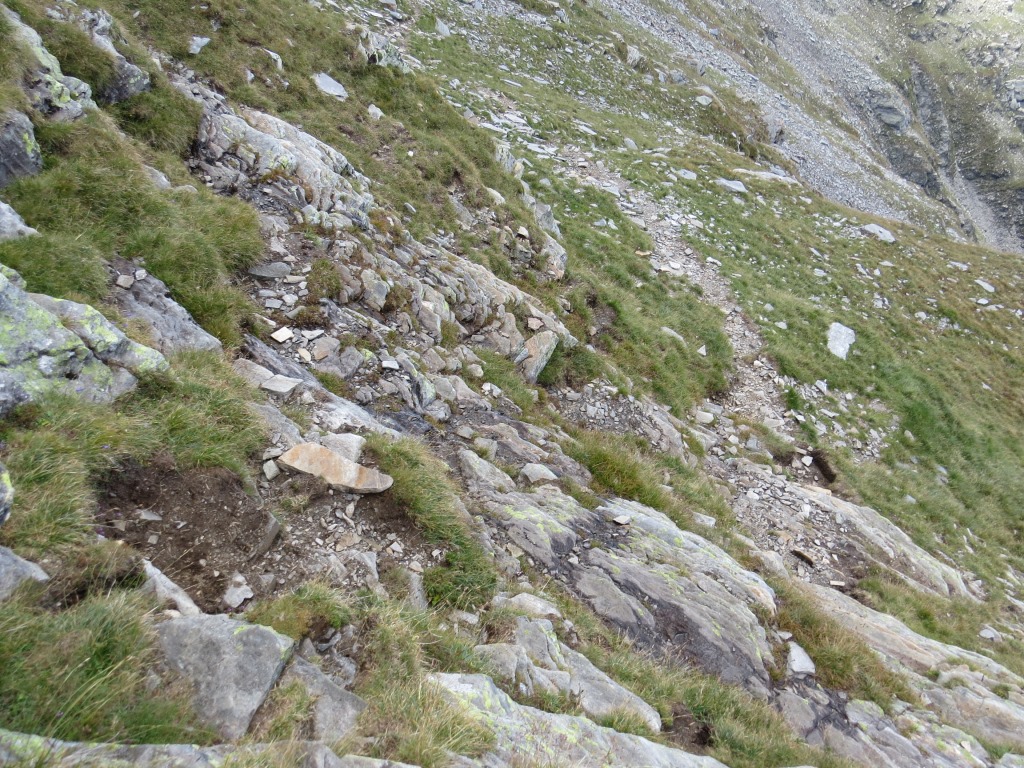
[366,435,497,609]
[0,591,212,744]
[773,580,915,710]
[0,115,262,346]
[0,352,262,554]
[247,581,353,641]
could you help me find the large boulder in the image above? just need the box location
[156,614,295,740]
[0,268,143,416]
[0,111,43,189]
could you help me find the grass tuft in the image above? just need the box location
[367,436,497,609]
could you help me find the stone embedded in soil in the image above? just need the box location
[787,641,816,677]
[827,322,856,359]
[0,546,48,601]
[277,656,366,742]
[278,443,393,493]
[156,614,294,740]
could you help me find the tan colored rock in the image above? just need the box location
[278,443,392,493]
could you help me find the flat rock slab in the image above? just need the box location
[827,322,856,359]
[156,614,294,740]
[432,673,727,767]
[0,546,48,601]
[280,657,366,742]
[279,443,393,493]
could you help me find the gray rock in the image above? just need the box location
[71,9,151,103]
[28,293,169,377]
[827,322,856,359]
[142,559,199,616]
[520,463,558,485]
[459,450,514,495]
[113,270,221,354]
[0,201,37,240]
[787,642,816,677]
[320,433,366,463]
[313,73,349,101]
[431,673,727,767]
[4,9,96,121]
[861,223,896,243]
[0,727,349,767]
[189,36,211,54]
[516,330,559,383]
[0,546,48,600]
[0,111,43,188]
[279,657,366,742]
[494,592,562,620]
[714,178,748,194]
[248,262,293,279]
[157,614,294,740]
[0,268,161,416]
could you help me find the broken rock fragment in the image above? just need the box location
[278,443,393,493]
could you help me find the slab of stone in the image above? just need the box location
[279,657,366,742]
[861,223,896,243]
[0,201,37,241]
[156,614,294,740]
[0,111,42,189]
[827,322,856,359]
[787,641,816,677]
[248,262,292,279]
[313,72,349,100]
[715,178,748,194]
[142,559,199,616]
[520,463,558,485]
[493,592,563,620]
[0,546,48,601]
[0,462,12,527]
[261,374,303,396]
[114,270,221,354]
[459,450,514,495]
[432,673,727,767]
[278,443,393,493]
[516,330,559,384]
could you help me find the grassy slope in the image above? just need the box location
[0,0,1021,757]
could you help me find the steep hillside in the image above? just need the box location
[0,0,1023,766]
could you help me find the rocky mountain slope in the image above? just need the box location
[1,0,1023,766]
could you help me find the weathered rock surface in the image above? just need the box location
[0,111,42,188]
[827,322,856,359]
[58,7,151,103]
[0,546,48,601]
[431,673,727,767]
[811,584,1024,750]
[278,657,366,742]
[0,728,353,767]
[156,614,295,740]
[0,267,166,416]
[0,201,37,240]
[112,268,221,354]
[278,443,393,493]
[3,8,96,121]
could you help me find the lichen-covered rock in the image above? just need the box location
[0,269,125,415]
[29,293,169,377]
[0,111,43,189]
[0,463,12,527]
[0,201,37,241]
[515,330,558,383]
[431,673,726,767]
[0,727,349,767]
[3,8,96,121]
[811,584,1024,750]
